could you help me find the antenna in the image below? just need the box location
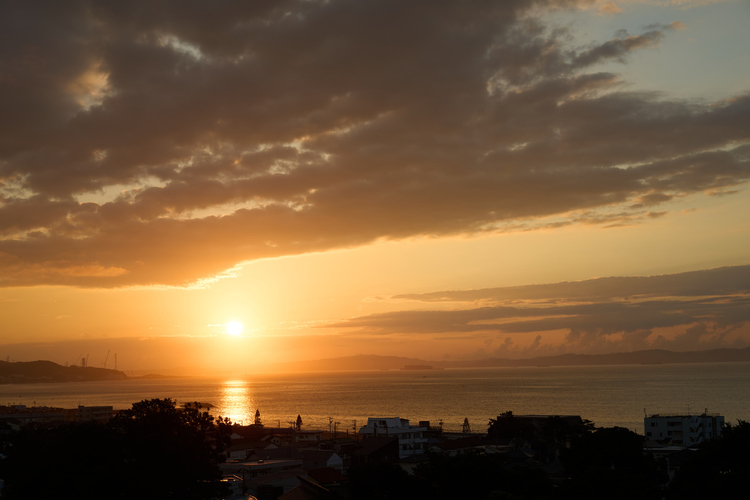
[103,350,110,369]
[114,353,118,371]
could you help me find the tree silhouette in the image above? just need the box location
[0,398,231,500]
[668,420,750,499]
[112,398,232,499]
[558,426,666,500]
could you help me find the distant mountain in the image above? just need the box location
[266,348,750,373]
[266,354,435,373]
[451,348,750,368]
[0,360,128,384]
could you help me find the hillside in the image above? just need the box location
[0,360,128,384]
[266,347,750,373]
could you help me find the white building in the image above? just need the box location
[359,417,428,459]
[644,412,724,447]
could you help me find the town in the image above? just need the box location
[0,400,742,499]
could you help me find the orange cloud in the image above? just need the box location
[0,0,747,288]
[598,2,624,15]
[328,266,750,356]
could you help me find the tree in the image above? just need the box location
[348,461,424,500]
[557,427,666,500]
[414,451,553,500]
[668,420,750,499]
[0,421,124,499]
[488,411,535,442]
[111,398,232,499]
[0,398,231,500]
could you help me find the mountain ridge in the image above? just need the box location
[0,360,128,384]
[265,347,750,373]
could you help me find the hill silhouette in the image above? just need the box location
[0,360,128,384]
[266,347,750,373]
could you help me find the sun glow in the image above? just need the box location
[226,321,243,336]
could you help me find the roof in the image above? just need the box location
[278,486,313,500]
[431,436,483,451]
[352,436,398,455]
[255,446,303,461]
[302,450,341,469]
[226,438,271,452]
[306,467,347,485]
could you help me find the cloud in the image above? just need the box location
[0,0,748,287]
[328,266,750,354]
[598,3,624,16]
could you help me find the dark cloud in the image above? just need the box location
[1,0,748,287]
[328,266,750,354]
[393,265,750,303]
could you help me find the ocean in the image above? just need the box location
[2,362,749,434]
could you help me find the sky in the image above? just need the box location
[1,0,749,374]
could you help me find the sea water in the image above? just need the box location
[2,362,749,434]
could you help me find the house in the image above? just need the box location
[0,406,65,426]
[78,405,113,422]
[351,436,400,466]
[226,438,278,460]
[296,430,324,445]
[359,417,428,459]
[302,450,343,471]
[220,457,304,481]
[278,468,348,500]
[426,435,484,456]
[644,412,724,447]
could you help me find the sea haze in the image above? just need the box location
[2,362,748,434]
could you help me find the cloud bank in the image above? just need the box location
[327,266,750,356]
[1,0,748,287]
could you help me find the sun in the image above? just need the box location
[226,321,243,336]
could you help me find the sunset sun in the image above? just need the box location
[226,321,243,336]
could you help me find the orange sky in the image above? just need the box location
[1,0,749,374]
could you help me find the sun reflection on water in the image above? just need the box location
[219,380,255,425]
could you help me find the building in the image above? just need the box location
[0,406,65,425]
[78,405,114,422]
[296,430,324,444]
[359,417,427,459]
[644,412,724,447]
